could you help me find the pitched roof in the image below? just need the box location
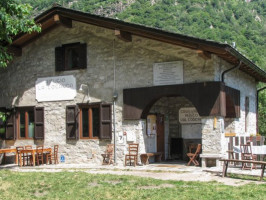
[10,5,266,82]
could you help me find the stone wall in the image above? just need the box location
[0,21,257,165]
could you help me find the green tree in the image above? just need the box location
[0,0,41,67]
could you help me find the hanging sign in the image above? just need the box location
[36,75,76,102]
[147,114,157,136]
[179,107,201,124]
[153,61,183,86]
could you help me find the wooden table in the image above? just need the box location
[0,148,18,164]
[19,148,52,167]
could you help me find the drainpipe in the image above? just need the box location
[256,86,266,133]
[221,61,242,82]
[112,39,117,164]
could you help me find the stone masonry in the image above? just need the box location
[0,21,257,165]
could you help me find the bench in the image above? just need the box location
[220,159,266,181]
[140,152,162,165]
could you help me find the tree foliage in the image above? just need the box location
[0,0,41,67]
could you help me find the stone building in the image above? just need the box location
[0,6,265,166]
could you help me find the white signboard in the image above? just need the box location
[36,75,76,102]
[179,107,201,124]
[153,61,183,86]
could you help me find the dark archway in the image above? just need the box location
[123,81,240,120]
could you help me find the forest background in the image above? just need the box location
[19,0,266,135]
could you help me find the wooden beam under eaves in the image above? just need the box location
[53,14,72,28]
[197,50,211,60]
[115,29,132,42]
[7,45,22,57]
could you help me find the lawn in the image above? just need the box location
[0,170,265,200]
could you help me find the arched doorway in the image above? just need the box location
[147,96,202,161]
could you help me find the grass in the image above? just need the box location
[228,173,266,182]
[0,170,265,200]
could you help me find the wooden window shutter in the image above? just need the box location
[5,111,16,140]
[100,103,112,140]
[79,43,87,69]
[66,105,79,139]
[34,107,45,139]
[55,46,64,71]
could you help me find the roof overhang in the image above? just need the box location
[9,5,266,82]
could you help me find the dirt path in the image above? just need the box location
[12,167,265,186]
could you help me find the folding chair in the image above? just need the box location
[125,143,139,167]
[240,143,257,170]
[187,144,201,166]
[101,144,114,165]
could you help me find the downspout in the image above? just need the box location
[112,39,117,164]
[256,86,266,133]
[221,61,242,82]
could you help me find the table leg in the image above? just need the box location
[32,152,35,166]
[222,161,228,177]
[3,153,6,164]
[15,152,18,164]
[260,164,265,182]
[19,153,22,167]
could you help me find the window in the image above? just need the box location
[55,43,87,71]
[80,105,100,139]
[66,103,112,140]
[3,107,44,140]
[17,108,35,139]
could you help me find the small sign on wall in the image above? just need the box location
[147,114,157,136]
[36,75,76,102]
[153,61,183,86]
[179,107,201,124]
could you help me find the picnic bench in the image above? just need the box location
[140,152,162,165]
[220,159,266,181]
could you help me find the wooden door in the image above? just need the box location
[156,114,164,160]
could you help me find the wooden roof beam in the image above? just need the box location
[197,50,211,60]
[53,14,72,28]
[7,45,22,57]
[115,29,132,42]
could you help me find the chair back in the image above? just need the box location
[194,144,202,155]
[16,146,24,153]
[36,145,44,155]
[53,145,59,159]
[240,144,253,159]
[25,145,32,150]
[128,143,139,155]
[105,144,114,154]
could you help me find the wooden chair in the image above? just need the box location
[16,146,26,166]
[46,145,59,165]
[24,145,33,166]
[36,145,44,165]
[240,143,257,170]
[101,144,114,165]
[125,143,139,167]
[187,144,201,166]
